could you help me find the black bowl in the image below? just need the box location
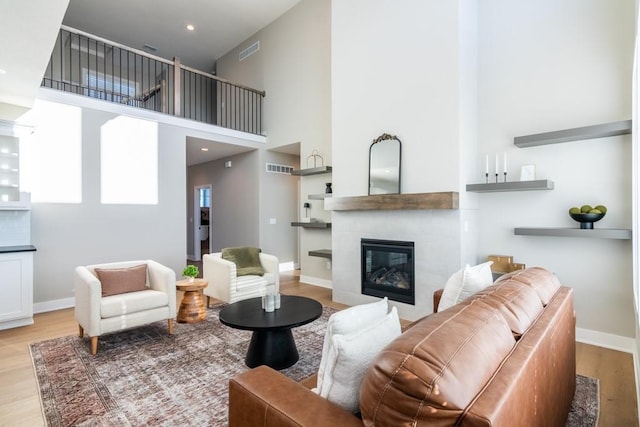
[569,212,605,229]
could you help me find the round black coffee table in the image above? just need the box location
[219,295,323,370]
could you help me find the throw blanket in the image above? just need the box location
[222,246,265,276]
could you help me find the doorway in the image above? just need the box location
[193,184,212,261]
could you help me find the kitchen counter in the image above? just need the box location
[0,245,37,253]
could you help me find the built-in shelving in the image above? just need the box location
[308,193,332,200]
[514,227,631,240]
[309,249,332,259]
[513,120,631,148]
[291,221,331,229]
[290,166,332,176]
[466,180,554,193]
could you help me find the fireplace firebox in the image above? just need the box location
[361,238,415,305]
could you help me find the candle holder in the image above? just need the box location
[503,172,507,183]
[495,173,499,183]
[485,172,489,183]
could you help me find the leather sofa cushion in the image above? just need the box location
[101,289,169,318]
[496,266,560,305]
[473,279,543,337]
[360,301,515,425]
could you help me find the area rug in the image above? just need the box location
[31,305,599,426]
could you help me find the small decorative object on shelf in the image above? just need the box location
[325,182,332,194]
[306,149,324,168]
[568,204,607,229]
[182,265,199,282]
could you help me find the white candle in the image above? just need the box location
[503,152,507,173]
[485,155,489,174]
[495,154,499,175]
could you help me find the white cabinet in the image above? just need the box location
[0,250,34,329]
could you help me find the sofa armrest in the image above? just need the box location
[259,252,280,291]
[203,253,236,302]
[433,288,443,313]
[229,366,362,427]
[74,266,103,337]
[147,260,177,317]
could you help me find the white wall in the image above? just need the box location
[186,149,300,264]
[477,0,635,340]
[331,0,479,319]
[217,0,332,283]
[187,151,260,256]
[28,104,187,305]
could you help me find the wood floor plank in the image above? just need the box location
[0,271,636,426]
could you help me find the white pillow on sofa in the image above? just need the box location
[315,297,388,392]
[438,261,494,311]
[318,307,401,412]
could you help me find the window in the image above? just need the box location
[100,116,158,204]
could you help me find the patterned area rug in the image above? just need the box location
[30,304,599,426]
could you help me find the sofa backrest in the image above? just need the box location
[359,267,568,426]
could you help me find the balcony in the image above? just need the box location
[41,26,264,135]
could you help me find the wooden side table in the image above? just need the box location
[176,279,208,323]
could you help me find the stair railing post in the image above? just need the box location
[173,57,181,117]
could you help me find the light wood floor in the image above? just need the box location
[0,272,637,426]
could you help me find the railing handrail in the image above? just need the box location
[180,64,265,97]
[60,24,265,97]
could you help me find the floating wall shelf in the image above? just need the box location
[309,249,332,259]
[466,180,554,193]
[513,120,631,148]
[308,194,332,200]
[325,192,458,211]
[514,227,631,240]
[291,221,332,229]
[290,166,332,176]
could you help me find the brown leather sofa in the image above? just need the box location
[228,267,576,426]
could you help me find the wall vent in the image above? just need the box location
[266,163,293,175]
[239,41,260,61]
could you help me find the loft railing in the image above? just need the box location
[41,26,265,135]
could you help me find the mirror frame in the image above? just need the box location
[368,133,401,195]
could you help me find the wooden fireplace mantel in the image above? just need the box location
[324,192,459,211]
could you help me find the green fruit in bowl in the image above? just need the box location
[589,209,602,214]
[595,205,607,214]
[580,205,593,213]
[569,207,581,215]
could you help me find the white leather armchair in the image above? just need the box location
[203,252,279,305]
[74,260,176,355]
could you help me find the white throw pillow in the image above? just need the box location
[315,297,388,392]
[438,261,494,311]
[318,307,401,412]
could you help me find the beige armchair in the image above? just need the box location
[203,251,279,305]
[74,260,176,355]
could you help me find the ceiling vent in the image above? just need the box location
[266,163,293,175]
[239,41,260,62]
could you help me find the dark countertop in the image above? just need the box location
[0,245,37,253]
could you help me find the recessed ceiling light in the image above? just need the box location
[186,24,195,31]
[200,147,209,151]
[0,69,6,75]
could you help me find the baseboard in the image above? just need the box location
[576,327,635,353]
[186,254,196,262]
[299,275,332,289]
[34,297,75,314]
[279,261,295,272]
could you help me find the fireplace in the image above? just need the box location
[361,238,415,305]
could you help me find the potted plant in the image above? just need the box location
[182,265,199,282]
